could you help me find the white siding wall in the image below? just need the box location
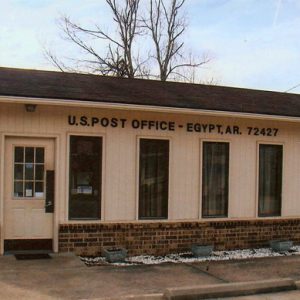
[1,102,300,222]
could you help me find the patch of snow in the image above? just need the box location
[80,245,300,267]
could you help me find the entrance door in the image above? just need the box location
[4,137,55,252]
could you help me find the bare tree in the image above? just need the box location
[44,0,211,81]
[45,0,147,77]
[143,0,210,81]
[169,52,216,84]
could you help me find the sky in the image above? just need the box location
[0,0,300,93]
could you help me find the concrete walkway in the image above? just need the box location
[1,253,300,299]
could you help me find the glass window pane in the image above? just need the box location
[139,139,169,219]
[14,182,23,197]
[76,140,94,155]
[36,148,44,163]
[202,142,229,218]
[35,165,44,181]
[15,147,24,163]
[14,146,46,199]
[258,144,282,216]
[25,181,34,197]
[14,164,24,180]
[35,182,44,198]
[25,163,34,180]
[69,136,102,219]
[25,147,34,163]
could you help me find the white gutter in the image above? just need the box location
[0,95,300,123]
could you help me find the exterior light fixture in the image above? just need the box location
[25,104,37,112]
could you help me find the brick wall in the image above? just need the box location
[59,219,300,256]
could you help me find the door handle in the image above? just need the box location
[45,201,53,207]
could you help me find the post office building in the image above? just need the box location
[1,67,300,255]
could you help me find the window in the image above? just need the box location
[14,146,45,198]
[139,139,169,219]
[258,144,282,217]
[202,141,229,218]
[69,136,102,219]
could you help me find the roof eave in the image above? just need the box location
[0,95,300,123]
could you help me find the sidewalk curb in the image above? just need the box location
[294,280,300,289]
[100,294,164,300]
[98,278,298,300]
[164,278,296,300]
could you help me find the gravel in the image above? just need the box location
[80,245,300,267]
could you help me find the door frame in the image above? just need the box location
[0,133,60,254]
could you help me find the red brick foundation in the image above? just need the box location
[59,219,300,256]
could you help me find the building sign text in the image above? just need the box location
[68,115,279,136]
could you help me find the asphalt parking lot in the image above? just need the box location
[1,253,300,299]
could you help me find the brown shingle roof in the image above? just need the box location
[0,67,300,117]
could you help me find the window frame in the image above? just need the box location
[12,145,46,200]
[200,139,230,219]
[67,133,104,221]
[257,142,283,218]
[137,136,171,220]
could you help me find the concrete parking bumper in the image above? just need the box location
[164,278,296,300]
[109,278,298,300]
